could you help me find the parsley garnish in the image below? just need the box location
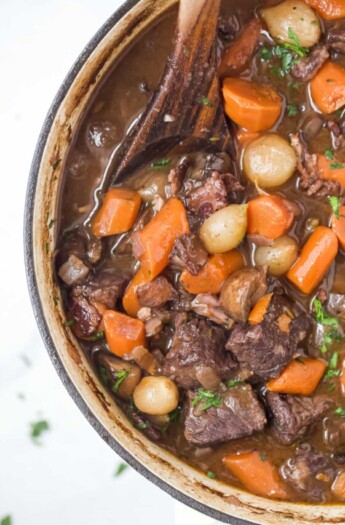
[331,162,345,170]
[151,159,171,169]
[200,96,214,107]
[92,331,105,341]
[30,420,49,445]
[260,453,267,462]
[48,218,56,229]
[226,380,245,388]
[207,471,216,479]
[136,421,148,430]
[335,407,345,417]
[287,104,298,117]
[192,389,222,412]
[313,299,341,354]
[0,516,12,525]
[52,158,61,171]
[328,196,341,219]
[114,462,129,477]
[112,370,130,393]
[64,319,75,327]
[325,351,342,380]
[325,149,334,161]
[260,27,309,77]
[99,366,108,385]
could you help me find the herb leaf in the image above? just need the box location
[151,159,171,169]
[313,299,339,328]
[331,162,345,170]
[207,471,216,479]
[328,196,341,219]
[114,462,129,477]
[325,149,334,161]
[192,389,222,412]
[200,96,214,107]
[112,370,130,393]
[335,407,345,417]
[30,420,49,444]
[287,104,298,117]
[226,380,245,388]
[92,331,105,342]
[0,516,12,525]
[260,452,267,462]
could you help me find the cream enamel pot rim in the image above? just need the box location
[24,1,345,523]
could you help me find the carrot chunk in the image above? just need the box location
[332,205,345,250]
[318,154,345,189]
[138,198,189,280]
[122,268,148,317]
[103,310,146,357]
[267,357,326,395]
[223,451,287,499]
[222,78,282,132]
[180,250,244,294]
[92,187,141,237]
[305,0,345,20]
[287,226,338,294]
[247,195,294,240]
[332,471,345,501]
[310,61,345,114]
[248,293,273,325]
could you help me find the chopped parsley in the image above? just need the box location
[226,380,245,388]
[92,331,105,342]
[52,158,61,171]
[30,419,49,444]
[112,370,130,393]
[192,389,222,412]
[64,319,75,328]
[114,462,129,477]
[335,407,345,417]
[328,196,341,219]
[260,27,309,77]
[99,366,108,385]
[287,104,298,117]
[325,149,334,161]
[325,351,342,380]
[45,242,49,254]
[260,452,267,462]
[200,96,214,107]
[313,299,341,355]
[151,159,171,169]
[48,218,56,229]
[0,517,12,525]
[207,471,216,479]
[331,162,345,170]
[136,421,148,430]
[210,136,220,142]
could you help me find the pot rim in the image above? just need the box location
[23,1,248,523]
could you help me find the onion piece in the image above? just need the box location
[196,367,221,390]
[131,346,158,374]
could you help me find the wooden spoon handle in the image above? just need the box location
[110,0,229,182]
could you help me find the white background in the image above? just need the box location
[0,1,222,524]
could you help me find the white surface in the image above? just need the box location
[0,1,222,524]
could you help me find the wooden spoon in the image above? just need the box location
[109,0,231,184]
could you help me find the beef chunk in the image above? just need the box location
[170,233,208,275]
[219,18,262,77]
[218,14,239,41]
[266,392,333,445]
[290,132,343,199]
[137,276,177,308]
[72,269,129,309]
[184,384,267,446]
[70,296,101,336]
[168,156,190,196]
[328,22,345,54]
[327,120,345,151]
[58,254,89,286]
[281,444,334,502]
[226,293,311,380]
[163,319,237,389]
[186,172,228,219]
[190,294,234,329]
[220,267,267,323]
[291,44,329,81]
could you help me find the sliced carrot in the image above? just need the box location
[236,130,260,147]
[122,268,148,317]
[138,198,189,280]
[247,195,294,240]
[287,226,338,294]
[305,0,345,19]
[180,250,244,294]
[310,61,345,114]
[222,78,282,132]
[248,293,273,324]
[340,357,345,396]
[219,18,262,76]
[267,357,326,395]
[103,310,146,357]
[223,451,287,500]
[318,154,345,189]
[332,471,345,501]
[92,187,142,237]
[332,205,345,250]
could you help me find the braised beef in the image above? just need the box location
[226,293,311,380]
[170,233,208,275]
[184,384,266,446]
[70,296,101,336]
[72,269,129,309]
[137,276,177,308]
[328,22,345,54]
[185,171,228,219]
[327,120,345,150]
[163,319,237,389]
[190,294,234,328]
[291,44,329,81]
[266,392,333,445]
[281,444,334,502]
[220,267,267,323]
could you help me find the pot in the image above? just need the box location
[24,1,345,523]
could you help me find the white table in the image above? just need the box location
[0,1,223,523]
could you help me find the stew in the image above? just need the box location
[55,0,345,504]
